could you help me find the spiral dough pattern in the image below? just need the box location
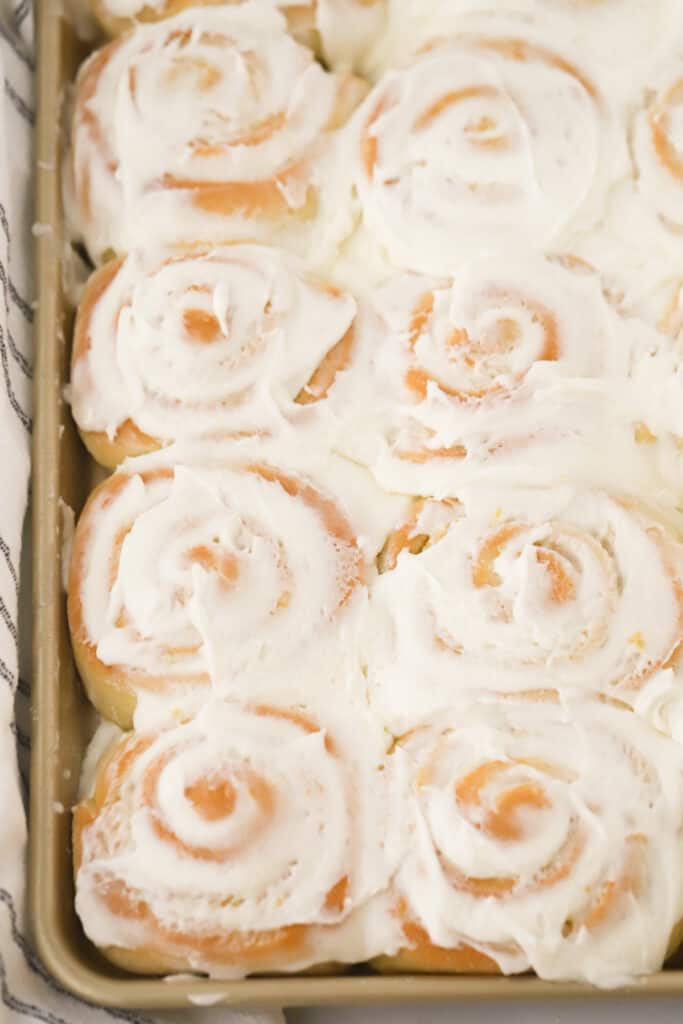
[74,700,397,976]
[382,1,682,71]
[70,245,357,468]
[89,0,386,72]
[356,25,615,274]
[328,251,652,494]
[382,692,683,985]
[67,453,366,727]
[633,64,683,240]
[66,0,683,989]
[367,488,683,730]
[70,3,367,261]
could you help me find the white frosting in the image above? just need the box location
[377,1,683,74]
[633,66,683,244]
[562,55,683,342]
[635,672,683,746]
[315,0,386,71]
[394,692,683,987]
[69,445,406,727]
[323,251,683,496]
[365,487,683,732]
[79,719,124,799]
[93,0,386,72]
[75,697,402,976]
[70,244,357,447]
[351,21,627,275]
[67,0,683,988]
[69,3,364,262]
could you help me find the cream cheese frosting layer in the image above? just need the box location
[314,0,386,71]
[74,697,402,977]
[377,1,683,74]
[68,3,366,263]
[64,0,683,989]
[323,250,679,496]
[390,691,683,987]
[67,445,404,727]
[572,51,683,334]
[366,487,683,733]
[630,59,683,249]
[69,245,357,466]
[352,21,626,275]
[90,0,387,73]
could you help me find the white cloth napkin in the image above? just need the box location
[0,4,284,1021]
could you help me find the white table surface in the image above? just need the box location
[289,1000,682,1023]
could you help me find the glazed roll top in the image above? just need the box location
[578,55,683,310]
[64,0,683,991]
[70,245,357,468]
[380,0,683,71]
[326,250,672,495]
[367,487,683,732]
[355,21,623,275]
[90,0,387,72]
[389,692,683,986]
[70,3,366,262]
[74,699,399,976]
[67,449,401,728]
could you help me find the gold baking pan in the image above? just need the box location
[29,0,683,1007]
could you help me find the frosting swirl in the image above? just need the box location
[89,0,320,44]
[633,64,683,241]
[70,245,357,468]
[69,4,366,262]
[89,0,386,72]
[380,1,682,71]
[386,692,683,986]
[354,24,621,274]
[367,487,683,731]
[63,0,683,989]
[328,251,664,495]
[67,450,384,728]
[74,699,398,976]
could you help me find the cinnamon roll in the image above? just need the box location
[375,692,683,986]
[70,245,357,468]
[571,49,683,329]
[633,62,683,242]
[328,251,664,495]
[74,699,399,976]
[89,0,386,72]
[59,0,683,990]
[367,487,683,732]
[69,4,366,263]
[89,0,318,44]
[380,1,682,71]
[354,22,623,275]
[66,450,398,728]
